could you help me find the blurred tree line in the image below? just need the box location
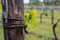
[55,0,60,5]
[25,0,60,6]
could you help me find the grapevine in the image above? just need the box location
[24,9,38,30]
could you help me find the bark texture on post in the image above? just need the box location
[2,0,24,40]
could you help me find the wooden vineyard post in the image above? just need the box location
[51,0,55,24]
[2,0,25,40]
[51,8,54,24]
[40,14,42,24]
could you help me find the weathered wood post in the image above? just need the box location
[2,0,25,40]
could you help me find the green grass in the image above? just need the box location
[25,10,60,40]
[0,28,4,40]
